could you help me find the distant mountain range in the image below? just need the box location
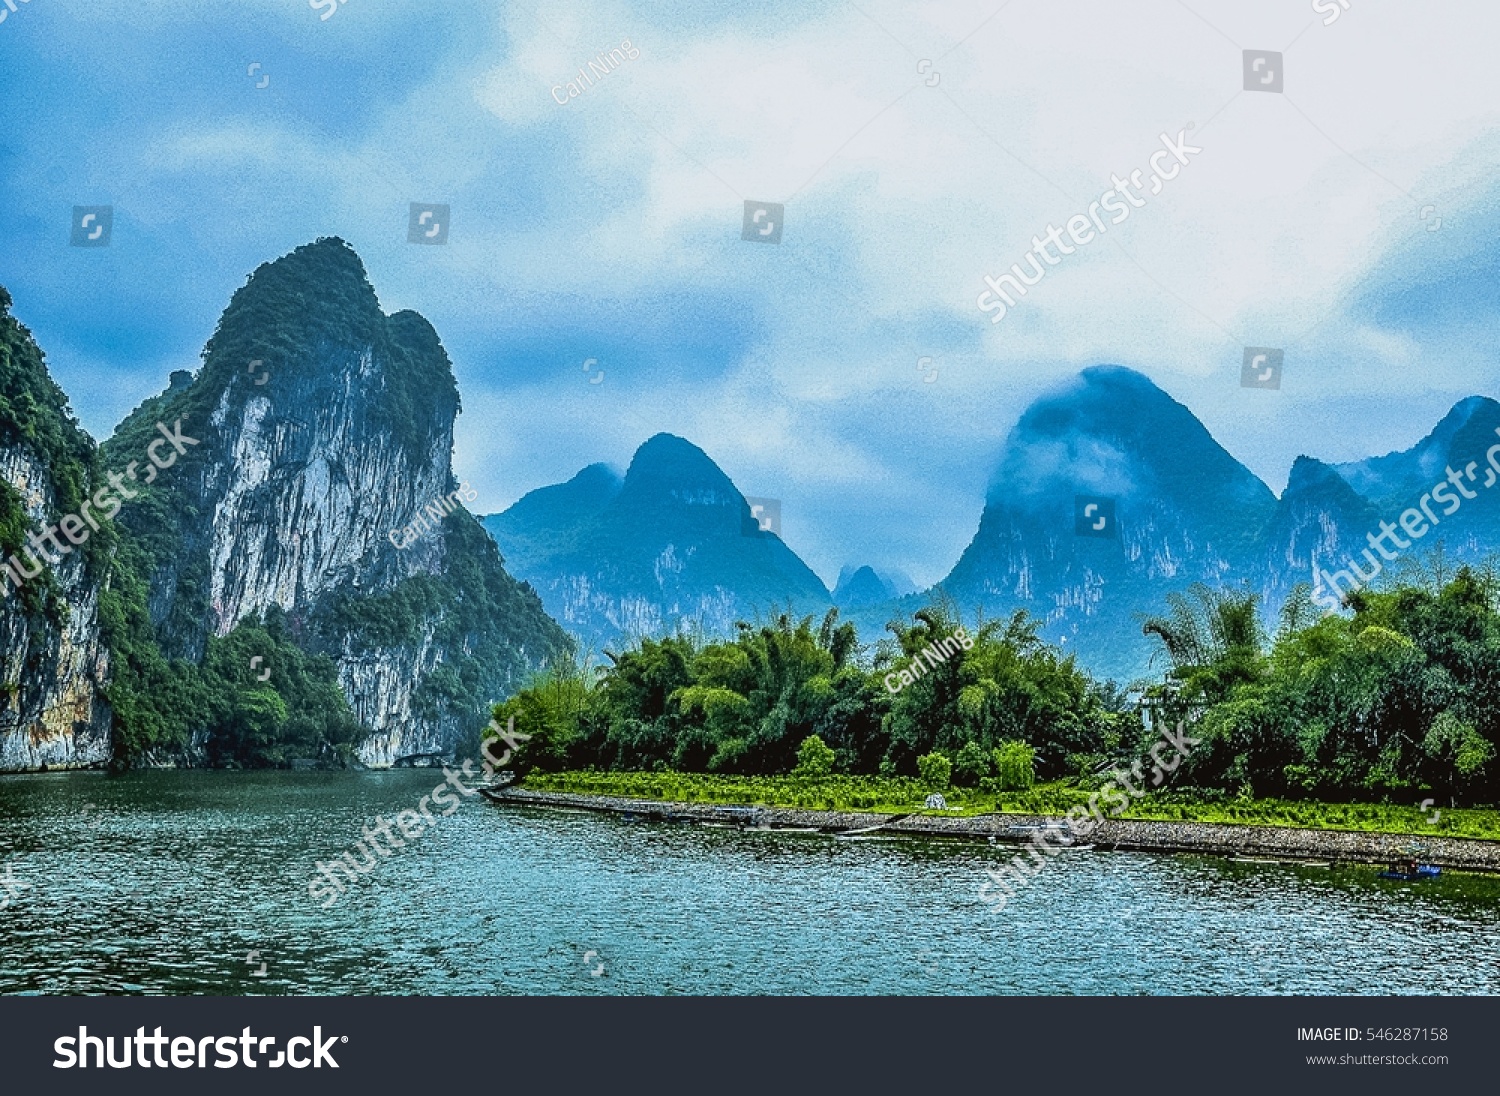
[832,565,915,607]
[481,434,831,650]
[486,366,1500,680]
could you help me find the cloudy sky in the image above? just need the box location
[1,0,1497,588]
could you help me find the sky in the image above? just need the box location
[1,0,1497,589]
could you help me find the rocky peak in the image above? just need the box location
[101,239,567,766]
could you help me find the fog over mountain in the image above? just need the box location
[491,367,1500,683]
[483,433,830,652]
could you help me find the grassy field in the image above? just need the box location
[518,770,1500,841]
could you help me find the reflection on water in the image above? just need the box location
[1,771,1497,995]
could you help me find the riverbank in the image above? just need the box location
[517,770,1500,840]
[486,788,1500,873]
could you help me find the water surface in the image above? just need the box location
[1,771,1497,995]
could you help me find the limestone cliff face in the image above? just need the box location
[0,293,112,772]
[107,239,569,766]
[179,342,462,765]
[0,444,111,770]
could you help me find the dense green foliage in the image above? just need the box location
[197,609,363,767]
[496,573,1500,810]
[1142,573,1500,806]
[103,596,363,768]
[488,602,1129,783]
[0,289,110,621]
[0,289,98,532]
[109,605,362,768]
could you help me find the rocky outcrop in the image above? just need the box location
[0,292,112,772]
[104,239,569,766]
[0,445,111,770]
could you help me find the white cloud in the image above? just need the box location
[14,0,1500,582]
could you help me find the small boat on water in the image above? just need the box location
[1377,857,1440,881]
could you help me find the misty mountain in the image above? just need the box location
[931,369,1500,680]
[479,366,1500,683]
[1258,455,1384,610]
[832,566,896,608]
[483,433,830,650]
[935,366,1278,678]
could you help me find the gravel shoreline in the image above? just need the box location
[487,788,1500,872]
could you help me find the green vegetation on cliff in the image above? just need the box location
[0,288,109,620]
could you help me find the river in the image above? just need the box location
[1,771,1497,995]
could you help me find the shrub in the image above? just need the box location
[916,752,951,790]
[794,734,836,778]
[993,741,1035,791]
[953,740,992,786]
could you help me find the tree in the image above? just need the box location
[1141,584,1267,718]
[952,740,992,786]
